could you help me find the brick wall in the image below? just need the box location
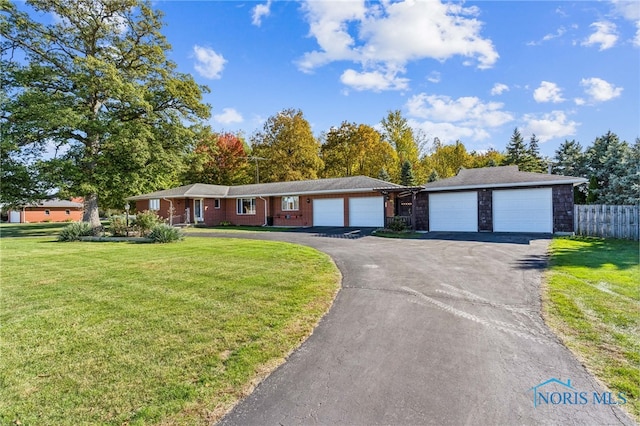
[23,207,83,223]
[553,184,574,232]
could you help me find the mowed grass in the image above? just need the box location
[0,234,340,425]
[544,237,640,421]
[0,222,69,238]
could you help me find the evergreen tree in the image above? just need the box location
[400,160,416,186]
[527,134,546,173]
[585,131,635,204]
[378,167,391,182]
[504,128,532,170]
[427,170,439,182]
[552,139,587,203]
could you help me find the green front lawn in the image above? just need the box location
[0,235,340,425]
[0,222,69,238]
[544,237,640,421]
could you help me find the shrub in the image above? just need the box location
[219,221,233,226]
[136,210,162,236]
[58,222,93,242]
[109,216,130,237]
[148,224,184,243]
[387,217,408,232]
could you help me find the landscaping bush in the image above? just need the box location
[387,216,408,232]
[109,216,131,237]
[136,210,162,236]
[148,224,184,243]
[58,222,93,242]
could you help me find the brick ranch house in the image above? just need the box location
[128,167,586,233]
[127,176,403,228]
[6,198,84,223]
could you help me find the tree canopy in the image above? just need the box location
[250,109,323,182]
[1,0,210,227]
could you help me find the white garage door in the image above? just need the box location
[349,197,384,227]
[9,211,21,223]
[493,188,552,233]
[429,192,478,232]
[313,198,344,226]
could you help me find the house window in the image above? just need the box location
[65,209,71,215]
[149,199,160,211]
[44,210,50,216]
[214,198,221,209]
[282,196,299,211]
[236,198,256,215]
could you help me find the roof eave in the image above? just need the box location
[422,179,587,192]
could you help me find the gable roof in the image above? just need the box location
[127,176,402,200]
[24,199,84,208]
[422,166,587,192]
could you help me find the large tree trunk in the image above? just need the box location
[82,193,102,234]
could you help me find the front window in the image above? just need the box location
[65,209,70,215]
[44,209,50,216]
[282,196,299,211]
[149,199,160,211]
[214,198,221,209]
[236,198,256,215]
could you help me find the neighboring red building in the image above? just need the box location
[8,198,84,223]
[127,176,402,228]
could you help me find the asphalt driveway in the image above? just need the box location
[209,230,633,425]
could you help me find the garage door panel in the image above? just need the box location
[349,197,383,227]
[429,192,478,232]
[493,188,552,233]
[313,198,344,226]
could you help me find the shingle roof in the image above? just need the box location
[27,199,84,208]
[422,166,587,192]
[127,176,402,200]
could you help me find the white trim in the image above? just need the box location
[236,198,256,215]
[423,179,586,192]
[193,198,204,222]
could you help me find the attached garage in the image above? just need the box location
[349,196,384,227]
[313,198,344,226]
[429,191,478,232]
[493,188,552,233]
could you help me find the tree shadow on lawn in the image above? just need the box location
[0,223,65,238]
[516,237,639,271]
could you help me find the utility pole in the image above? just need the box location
[242,156,266,183]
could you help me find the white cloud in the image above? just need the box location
[533,81,565,103]
[427,71,441,84]
[528,26,566,46]
[582,21,618,50]
[580,77,623,102]
[252,1,272,27]
[405,93,513,143]
[192,45,226,79]
[214,108,243,124]
[491,83,509,96]
[408,119,490,144]
[340,68,409,92]
[522,111,579,142]
[574,98,586,106]
[298,0,498,91]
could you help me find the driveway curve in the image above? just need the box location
[205,230,633,426]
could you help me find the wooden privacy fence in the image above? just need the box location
[574,205,639,240]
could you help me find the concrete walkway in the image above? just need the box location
[199,230,634,426]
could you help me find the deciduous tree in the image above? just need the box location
[1,0,210,230]
[184,130,251,186]
[250,109,323,182]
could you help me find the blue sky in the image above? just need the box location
[22,0,640,156]
[153,0,639,156]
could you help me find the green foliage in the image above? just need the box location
[503,128,539,172]
[136,210,162,236]
[148,224,184,243]
[586,132,638,204]
[57,222,93,242]
[250,109,323,182]
[424,140,473,179]
[427,170,439,182]
[400,160,416,186]
[387,216,409,232]
[1,0,210,227]
[378,167,391,182]
[321,121,398,179]
[109,216,130,237]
